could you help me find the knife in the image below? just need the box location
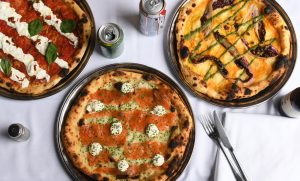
[213,111,249,181]
[213,111,233,150]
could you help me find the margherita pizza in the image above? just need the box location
[62,69,194,180]
[176,0,292,100]
[0,0,91,95]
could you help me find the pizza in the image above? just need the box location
[176,0,292,100]
[0,0,91,95]
[62,69,194,180]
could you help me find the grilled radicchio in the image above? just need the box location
[214,31,253,83]
[250,45,278,57]
[214,31,239,57]
[191,55,228,77]
[241,38,278,58]
[200,0,214,36]
[212,0,234,10]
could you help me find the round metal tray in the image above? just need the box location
[167,0,297,108]
[0,0,96,100]
[56,63,195,181]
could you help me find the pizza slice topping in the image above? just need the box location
[0,58,12,76]
[86,100,105,113]
[118,160,129,172]
[121,82,134,94]
[146,124,160,138]
[212,0,234,10]
[0,31,50,82]
[152,154,165,166]
[150,105,167,116]
[110,121,123,135]
[89,142,103,156]
[32,0,79,47]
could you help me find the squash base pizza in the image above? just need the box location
[62,68,194,180]
[176,0,292,100]
[0,0,92,95]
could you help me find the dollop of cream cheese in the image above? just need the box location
[152,154,165,167]
[146,124,159,138]
[110,121,123,135]
[89,142,103,156]
[151,105,166,116]
[86,100,105,113]
[117,160,129,172]
[121,82,134,94]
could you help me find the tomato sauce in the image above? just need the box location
[145,113,176,131]
[87,150,111,166]
[0,49,28,77]
[124,141,167,159]
[153,88,172,109]
[122,110,147,132]
[79,123,127,147]
[43,0,78,20]
[90,89,132,105]
[95,167,118,175]
[132,89,154,108]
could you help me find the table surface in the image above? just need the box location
[0,0,299,180]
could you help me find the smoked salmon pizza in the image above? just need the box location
[176,0,292,100]
[0,0,92,95]
[62,67,194,180]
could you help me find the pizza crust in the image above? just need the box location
[175,0,292,101]
[63,69,194,180]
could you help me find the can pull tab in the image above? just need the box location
[149,0,159,7]
[105,27,116,41]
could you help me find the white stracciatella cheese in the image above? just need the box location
[121,82,134,94]
[151,105,166,116]
[117,160,129,172]
[152,154,165,167]
[89,142,103,156]
[110,121,123,135]
[146,124,159,138]
[86,100,105,113]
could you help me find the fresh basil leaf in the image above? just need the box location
[60,20,76,33]
[45,43,58,64]
[0,58,12,76]
[28,19,43,36]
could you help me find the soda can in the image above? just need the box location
[139,0,166,36]
[97,23,124,59]
[8,123,30,142]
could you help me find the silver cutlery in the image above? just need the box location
[200,112,248,181]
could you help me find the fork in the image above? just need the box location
[200,114,248,181]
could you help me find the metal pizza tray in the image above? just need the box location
[56,63,195,181]
[167,0,297,108]
[0,0,96,100]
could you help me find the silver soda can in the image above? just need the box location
[139,0,166,36]
[97,23,124,59]
[8,123,30,142]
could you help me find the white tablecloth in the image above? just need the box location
[0,0,299,180]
